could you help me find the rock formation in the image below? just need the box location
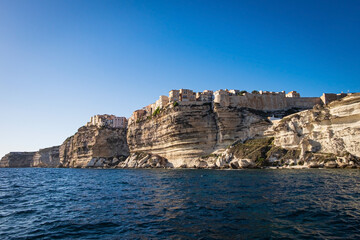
[32,146,60,167]
[127,93,360,169]
[59,125,129,168]
[0,152,36,168]
[270,93,360,168]
[117,152,172,168]
[190,93,360,169]
[0,146,60,168]
[127,101,283,167]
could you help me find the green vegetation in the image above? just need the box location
[200,153,218,159]
[252,90,259,94]
[256,157,266,166]
[305,152,337,163]
[236,90,248,96]
[136,117,144,123]
[283,149,301,159]
[173,101,179,107]
[228,137,304,167]
[228,138,274,166]
[152,107,161,117]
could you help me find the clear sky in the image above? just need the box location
[0,0,359,157]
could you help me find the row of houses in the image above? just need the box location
[169,89,214,102]
[127,88,350,123]
[86,114,127,128]
[84,90,349,128]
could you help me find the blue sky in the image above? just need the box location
[0,0,359,157]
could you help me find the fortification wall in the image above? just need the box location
[216,94,288,111]
[215,93,321,111]
[286,97,321,109]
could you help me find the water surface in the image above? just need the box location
[1,168,360,239]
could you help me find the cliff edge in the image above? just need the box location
[59,125,129,168]
[127,101,278,167]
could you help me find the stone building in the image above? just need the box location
[179,89,196,101]
[133,110,146,120]
[88,114,127,128]
[286,91,300,98]
[196,90,213,101]
[145,104,155,116]
[169,90,180,102]
[155,95,169,109]
[320,93,348,105]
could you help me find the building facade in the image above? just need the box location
[129,88,349,124]
[88,114,127,128]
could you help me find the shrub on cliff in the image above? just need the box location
[252,90,259,94]
[237,90,248,96]
[229,137,273,164]
[173,101,179,107]
[152,107,161,117]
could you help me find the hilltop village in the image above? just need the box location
[86,114,127,128]
[81,89,348,129]
[80,89,349,129]
[128,89,348,124]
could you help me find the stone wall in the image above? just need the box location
[214,92,321,111]
[286,97,322,109]
[320,93,348,105]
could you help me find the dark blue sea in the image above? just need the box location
[1,169,360,239]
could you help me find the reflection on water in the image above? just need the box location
[1,168,360,239]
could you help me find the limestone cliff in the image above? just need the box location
[206,93,360,169]
[0,146,60,168]
[128,93,360,169]
[0,152,36,168]
[127,102,273,167]
[32,146,60,167]
[59,125,129,168]
[273,93,360,157]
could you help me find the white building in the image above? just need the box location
[88,114,127,128]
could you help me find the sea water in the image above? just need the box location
[1,168,360,239]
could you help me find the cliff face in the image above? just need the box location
[0,146,60,168]
[273,93,360,158]
[32,146,60,167]
[127,93,360,169]
[59,125,129,168]
[0,152,36,167]
[127,102,271,167]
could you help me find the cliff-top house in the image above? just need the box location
[87,114,127,128]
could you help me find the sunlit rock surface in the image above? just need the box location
[59,125,129,168]
[0,152,36,168]
[32,146,60,167]
[273,93,360,159]
[127,102,272,167]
